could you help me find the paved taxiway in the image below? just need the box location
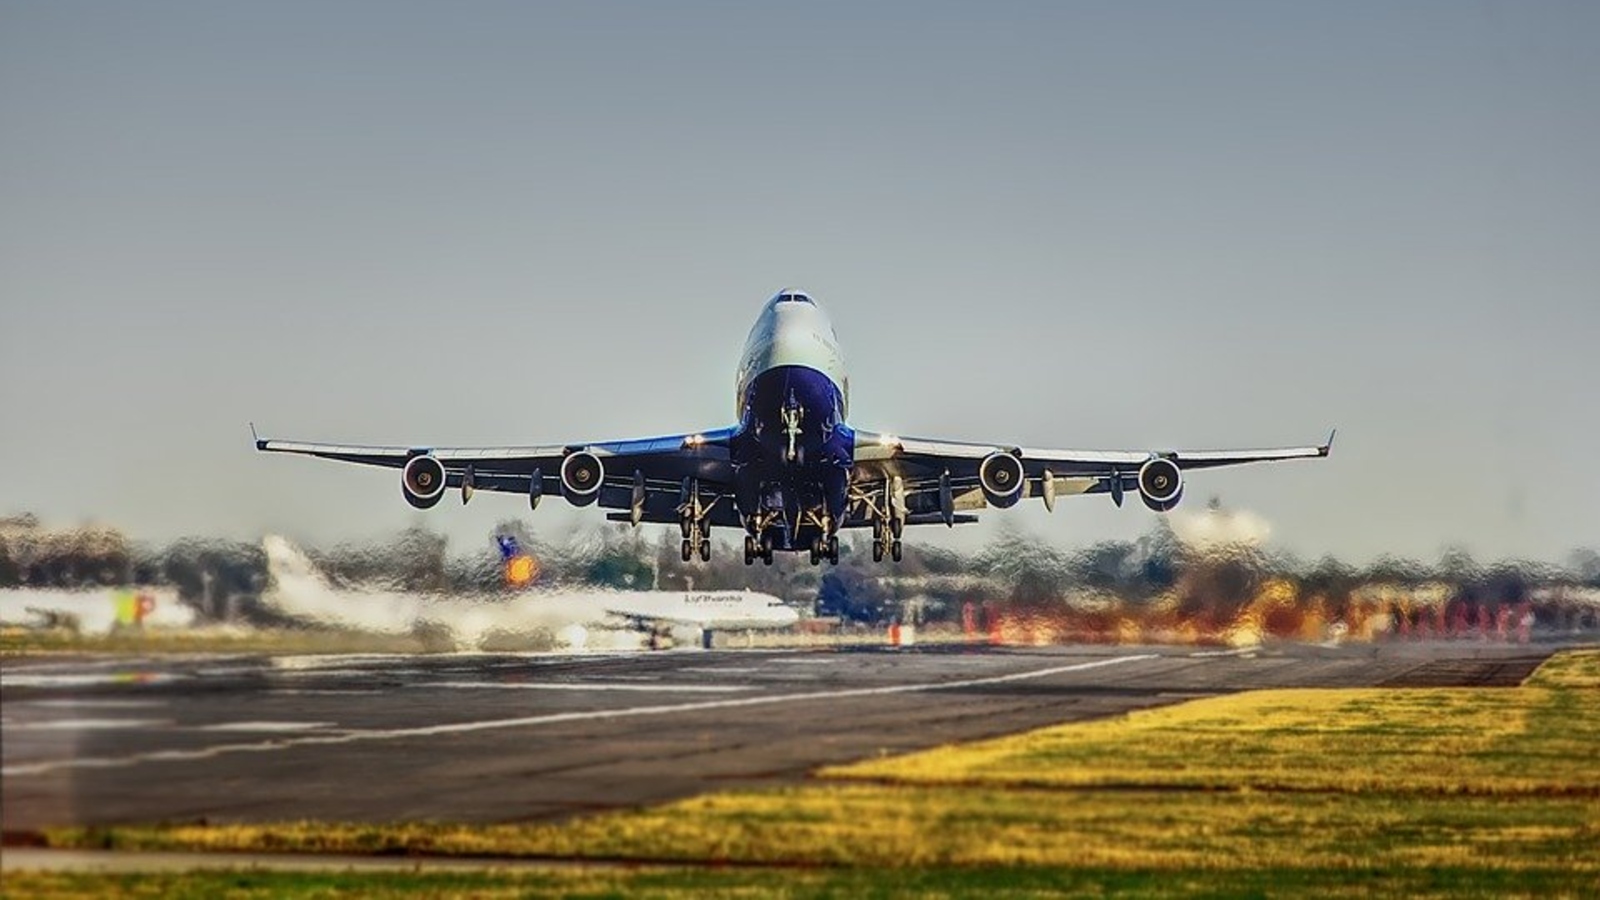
[0,642,1563,831]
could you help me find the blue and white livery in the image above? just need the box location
[256,291,1332,565]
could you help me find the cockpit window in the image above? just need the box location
[773,291,814,305]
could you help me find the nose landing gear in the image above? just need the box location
[780,396,804,464]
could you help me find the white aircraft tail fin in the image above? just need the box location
[262,535,330,591]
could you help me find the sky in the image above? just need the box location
[2,1,1596,565]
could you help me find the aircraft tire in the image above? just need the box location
[699,540,711,562]
[872,541,884,562]
[891,539,903,562]
[681,539,693,562]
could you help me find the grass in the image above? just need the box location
[17,649,1600,897]
[823,648,1600,796]
[5,865,1598,899]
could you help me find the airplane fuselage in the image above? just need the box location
[730,292,856,554]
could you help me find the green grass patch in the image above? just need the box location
[6,865,1599,900]
[46,787,1599,871]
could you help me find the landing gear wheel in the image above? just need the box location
[872,518,884,541]
[872,540,884,562]
[891,539,903,562]
[699,540,711,563]
[761,539,774,566]
[808,540,821,566]
[827,535,839,565]
[743,536,756,566]
[890,517,904,539]
[681,539,693,562]
[680,519,692,539]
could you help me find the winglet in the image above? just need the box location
[250,422,267,451]
[1319,428,1337,456]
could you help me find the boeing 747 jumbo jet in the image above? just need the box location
[257,291,1331,566]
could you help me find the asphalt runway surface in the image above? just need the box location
[0,640,1567,832]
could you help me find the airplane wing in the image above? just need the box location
[254,425,745,526]
[848,428,1334,519]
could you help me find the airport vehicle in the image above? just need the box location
[261,536,797,650]
[257,291,1331,565]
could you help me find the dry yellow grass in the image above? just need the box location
[826,649,1600,795]
[42,649,1600,875]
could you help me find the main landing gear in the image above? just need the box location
[871,515,903,563]
[808,534,839,566]
[679,478,714,562]
[679,504,711,562]
[743,534,774,566]
[680,524,710,562]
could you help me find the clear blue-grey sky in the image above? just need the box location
[2,1,1595,564]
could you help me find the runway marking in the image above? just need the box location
[271,654,417,670]
[1189,647,1261,658]
[199,721,335,733]
[420,681,753,693]
[5,718,169,731]
[22,699,168,709]
[1,655,1157,778]
[266,689,373,697]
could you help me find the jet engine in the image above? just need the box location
[978,451,1026,509]
[1137,457,1184,512]
[560,451,605,506]
[401,455,447,509]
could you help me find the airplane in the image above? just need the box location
[261,535,797,650]
[257,290,1331,567]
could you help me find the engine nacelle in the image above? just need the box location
[978,451,1026,509]
[560,451,605,506]
[1137,457,1184,512]
[401,455,447,510]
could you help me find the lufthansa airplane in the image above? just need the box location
[256,290,1331,566]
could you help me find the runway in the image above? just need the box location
[0,641,1563,832]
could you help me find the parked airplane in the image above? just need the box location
[261,536,797,650]
[257,291,1331,566]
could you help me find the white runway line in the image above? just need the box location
[265,689,373,697]
[1,655,1157,778]
[22,699,168,709]
[5,719,170,731]
[420,681,753,693]
[199,722,335,733]
[1189,647,1261,658]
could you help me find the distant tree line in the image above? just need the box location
[3,513,1597,631]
